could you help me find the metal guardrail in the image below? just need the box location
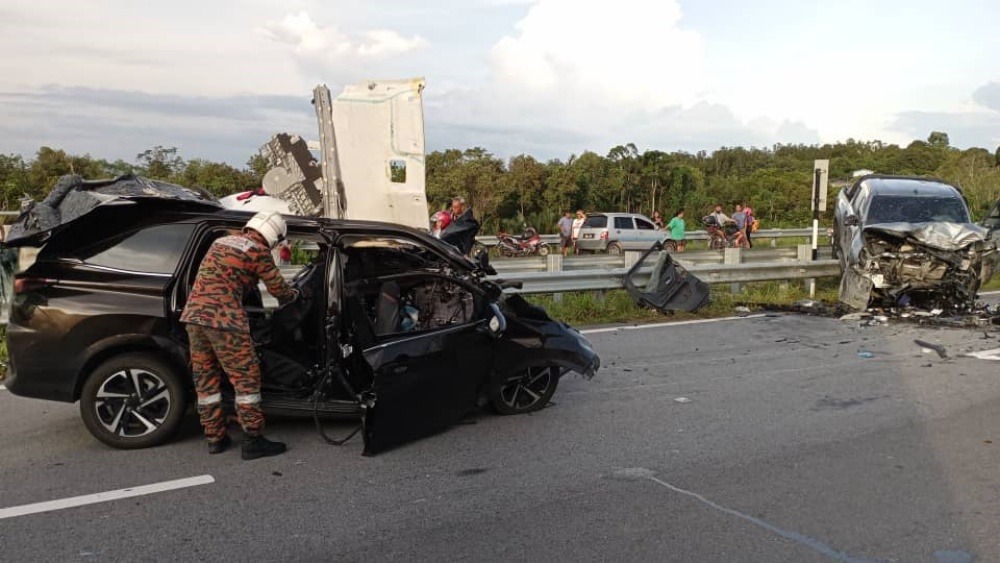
[491,247,833,273]
[498,260,840,294]
[276,245,837,297]
[475,228,825,248]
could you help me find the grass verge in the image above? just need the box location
[527,279,841,326]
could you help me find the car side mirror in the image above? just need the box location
[844,215,860,227]
[487,303,506,337]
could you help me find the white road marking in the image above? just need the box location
[979,290,1000,297]
[581,314,767,335]
[964,348,1000,361]
[0,384,6,391]
[0,475,215,520]
[613,468,875,563]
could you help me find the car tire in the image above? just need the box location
[491,366,559,415]
[606,242,623,255]
[79,353,188,449]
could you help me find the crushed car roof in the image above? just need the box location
[5,174,220,246]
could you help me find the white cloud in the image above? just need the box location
[258,11,426,58]
[490,0,704,110]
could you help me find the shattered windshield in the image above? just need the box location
[867,195,970,224]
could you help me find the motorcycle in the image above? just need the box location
[702,216,747,249]
[496,227,549,257]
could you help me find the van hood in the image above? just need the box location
[862,221,989,251]
[4,174,220,247]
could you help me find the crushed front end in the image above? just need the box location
[843,222,996,311]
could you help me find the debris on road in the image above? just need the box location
[734,306,751,317]
[674,397,692,404]
[857,351,875,358]
[914,339,948,359]
[839,312,871,321]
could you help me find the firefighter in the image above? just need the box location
[180,211,298,459]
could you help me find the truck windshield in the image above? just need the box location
[867,195,970,224]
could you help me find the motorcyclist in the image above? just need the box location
[180,211,298,460]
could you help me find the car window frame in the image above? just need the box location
[635,217,656,230]
[71,222,198,277]
[614,216,635,230]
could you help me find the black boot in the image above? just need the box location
[207,434,231,454]
[242,434,287,460]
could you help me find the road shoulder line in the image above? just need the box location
[0,475,215,520]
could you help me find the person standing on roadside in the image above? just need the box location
[731,204,749,248]
[666,209,687,252]
[571,209,586,255]
[652,210,665,229]
[181,211,298,460]
[743,205,756,248]
[557,210,574,256]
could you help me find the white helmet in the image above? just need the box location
[244,211,287,247]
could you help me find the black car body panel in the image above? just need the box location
[623,242,710,313]
[6,174,218,247]
[832,174,998,310]
[4,175,599,454]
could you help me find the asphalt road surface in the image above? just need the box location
[2,313,999,562]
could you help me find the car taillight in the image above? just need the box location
[600,230,609,240]
[13,277,56,294]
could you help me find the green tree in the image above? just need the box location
[927,131,950,148]
[135,146,184,179]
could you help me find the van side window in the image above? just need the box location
[76,224,195,274]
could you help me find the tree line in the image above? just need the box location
[2,133,999,234]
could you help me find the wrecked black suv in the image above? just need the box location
[3,175,599,455]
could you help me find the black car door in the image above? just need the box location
[354,275,497,455]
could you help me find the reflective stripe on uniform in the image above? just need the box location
[198,393,222,406]
[235,393,261,405]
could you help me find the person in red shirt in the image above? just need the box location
[180,211,298,460]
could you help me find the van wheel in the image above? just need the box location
[79,353,187,449]
[606,242,623,255]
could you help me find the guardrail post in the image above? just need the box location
[547,253,564,303]
[798,244,815,297]
[724,247,742,294]
[623,251,641,270]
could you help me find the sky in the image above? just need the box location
[0,0,997,166]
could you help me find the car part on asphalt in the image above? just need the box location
[624,241,710,313]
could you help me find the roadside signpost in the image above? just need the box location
[809,159,830,297]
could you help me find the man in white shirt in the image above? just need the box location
[570,210,586,254]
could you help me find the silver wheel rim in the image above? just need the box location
[499,367,554,411]
[94,368,171,438]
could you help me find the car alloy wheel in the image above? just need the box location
[494,366,558,414]
[80,353,187,449]
[93,368,171,438]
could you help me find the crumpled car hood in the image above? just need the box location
[5,174,219,247]
[862,221,989,251]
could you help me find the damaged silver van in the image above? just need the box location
[832,175,998,310]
